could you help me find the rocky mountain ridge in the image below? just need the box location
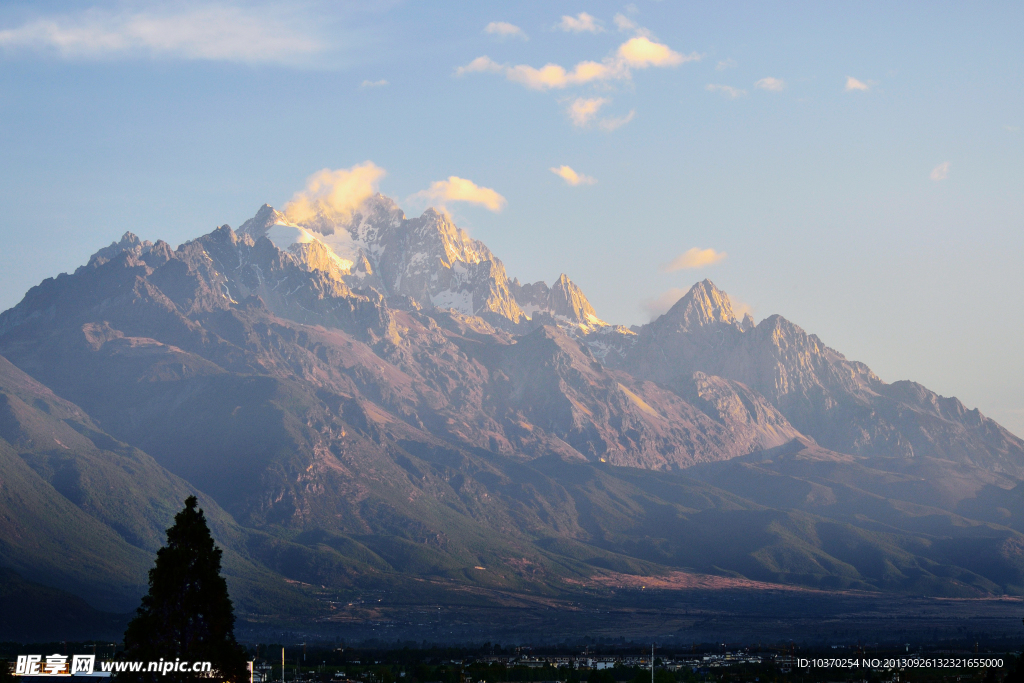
[2,192,1023,634]
[237,197,612,332]
[606,280,1024,477]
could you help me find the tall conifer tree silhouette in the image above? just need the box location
[123,496,246,682]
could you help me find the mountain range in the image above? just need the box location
[2,194,1023,639]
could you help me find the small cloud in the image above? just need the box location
[551,165,596,186]
[731,298,754,321]
[412,176,506,212]
[284,162,387,227]
[659,247,727,272]
[613,14,636,32]
[567,97,609,126]
[930,161,950,181]
[618,36,698,68]
[598,110,635,131]
[1005,125,1020,133]
[845,76,869,91]
[360,79,388,88]
[706,83,746,98]
[455,55,504,76]
[566,98,633,131]
[755,77,785,91]
[613,11,654,38]
[558,12,603,33]
[716,58,737,71]
[642,287,688,319]
[484,21,527,40]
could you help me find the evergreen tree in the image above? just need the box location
[122,496,246,682]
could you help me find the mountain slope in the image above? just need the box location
[612,280,1024,476]
[0,354,314,616]
[1,194,1023,625]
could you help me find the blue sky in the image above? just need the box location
[1,1,1022,435]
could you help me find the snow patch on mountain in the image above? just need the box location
[430,289,474,315]
[265,223,355,274]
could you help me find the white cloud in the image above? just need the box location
[567,97,609,126]
[659,248,727,272]
[716,58,737,71]
[0,5,321,65]
[411,177,506,212]
[1003,125,1019,133]
[550,165,596,186]
[706,84,746,98]
[455,55,505,76]
[558,12,603,33]
[507,60,621,89]
[755,77,785,91]
[284,163,387,227]
[566,98,633,131]
[930,161,950,181]
[598,110,635,131]
[457,36,697,91]
[484,21,527,40]
[360,79,388,88]
[845,76,869,91]
[617,36,695,68]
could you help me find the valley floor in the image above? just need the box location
[236,585,1024,647]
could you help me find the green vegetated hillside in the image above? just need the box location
[0,216,1022,639]
[0,567,128,642]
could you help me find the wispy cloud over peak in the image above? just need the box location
[484,21,527,40]
[660,248,727,272]
[716,58,737,71]
[642,287,688,319]
[755,77,785,91]
[0,5,322,65]
[558,12,603,33]
[706,84,746,98]
[360,79,388,88]
[284,163,387,227]
[845,76,870,91]
[930,162,950,181]
[550,165,596,186]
